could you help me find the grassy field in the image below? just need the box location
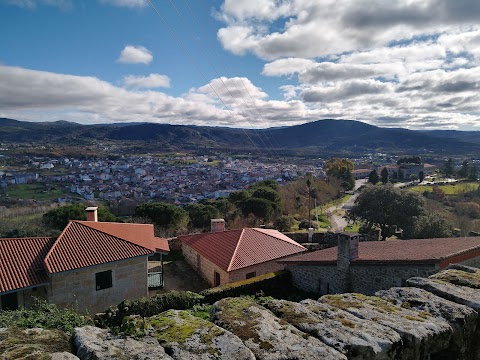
[2,183,69,201]
[408,182,479,195]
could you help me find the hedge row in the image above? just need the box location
[200,270,292,303]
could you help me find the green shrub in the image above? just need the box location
[103,291,204,327]
[0,298,91,333]
[200,271,293,304]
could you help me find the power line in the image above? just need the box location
[145,0,264,156]
[164,0,275,157]
[183,0,283,151]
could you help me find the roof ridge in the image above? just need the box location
[75,221,153,251]
[0,237,53,241]
[252,228,304,248]
[227,228,245,272]
[44,221,74,271]
[77,220,152,228]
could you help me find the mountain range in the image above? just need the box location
[0,118,479,156]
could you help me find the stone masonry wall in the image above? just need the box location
[228,260,286,283]
[48,256,149,314]
[182,243,229,286]
[288,263,440,295]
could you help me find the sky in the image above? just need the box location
[1,0,480,131]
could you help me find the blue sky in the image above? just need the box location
[1,0,480,130]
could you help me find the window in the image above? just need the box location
[95,270,112,291]
[245,272,256,279]
[214,271,221,287]
[1,293,18,310]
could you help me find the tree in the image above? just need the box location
[135,202,189,230]
[239,197,274,223]
[469,163,478,181]
[273,215,294,232]
[184,203,221,229]
[458,160,469,178]
[347,185,425,240]
[398,168,405,181]
[418,171,425,183]
[397,156,422,165]
[368,169,379,185]
[325,158,355,190]
[380,167,389,184]
[442,158,455,177]
[43,204,117,231]
[413,213,453,239]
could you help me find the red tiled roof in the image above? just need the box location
[179,228,306,272]
[76,221,169,253]
[281,237,480,265]
[44,221,153,274]
[0,237,55,293]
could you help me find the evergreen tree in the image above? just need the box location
[380,167,389,184]
[368,169,379,185]
[398,168,405,181]
[458,160,469,178]
[418,171,425,183]
[442,158,455,177]
[469,163,478,181]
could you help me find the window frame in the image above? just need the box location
[95,270,113,291]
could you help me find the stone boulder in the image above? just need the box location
[73,326,171,360]
[406,277,480,311]
[377,287,478,359]
[121,310,254,360]
[430,267,480,289]
[0,327,77,360]
[211,297,346,360]
[262,298,402,360]
[320,293,453,359]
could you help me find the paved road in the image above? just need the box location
[325,179,364,232]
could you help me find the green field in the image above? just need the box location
[2,183,69,201]
[408,182,479,195]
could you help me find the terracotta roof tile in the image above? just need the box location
[0,237,54,293]
[281,237,480,264]
[44,221,153,274]
[179,228,306,272]
[76,221,169,253]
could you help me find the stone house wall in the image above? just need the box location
[228,260,286,283]
[0,285,48,311]
[47,256,149,314]
[182,243,228,287]
[287,263,440,296]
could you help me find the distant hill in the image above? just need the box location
[1,118,479,155]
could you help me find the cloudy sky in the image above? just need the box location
[1,0,480,130]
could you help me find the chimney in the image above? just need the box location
[85,206,98,222]
[337,233,359,270]
[211,219,225,232]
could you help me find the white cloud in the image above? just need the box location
[99,0,146,8]
[6,0,73,9]
[117,45,153,65]
[216,0,480,60]
[123,74,171,88]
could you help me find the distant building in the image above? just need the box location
[352,169,371,180]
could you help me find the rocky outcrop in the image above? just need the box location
[73,326,171,360]
[3,265,480,360]
[120,310,255,360]
[320,293,453,360]
[263,298,402,359]
[0,327,77,360]
[211,297,347,360]
[376,286,478,360]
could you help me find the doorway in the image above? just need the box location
[1,292,18,310]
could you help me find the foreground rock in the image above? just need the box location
[377,286,478,360]
[262,298,402,359]
[407,277,480,311]
[121,310,254,360]
[74,326,171,360]
[211,297,346,360]
[430,266,480,289]
[321,293,453,360]
[0,327,77,360]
